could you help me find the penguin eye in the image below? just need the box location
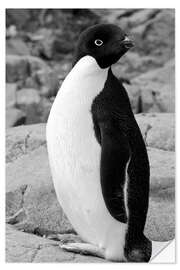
[94,39,103,46]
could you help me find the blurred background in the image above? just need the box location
[6,8,175,127]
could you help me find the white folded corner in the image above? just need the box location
[150,239,175,263]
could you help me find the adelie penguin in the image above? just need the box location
[46,24,153,262]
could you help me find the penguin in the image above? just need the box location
[46,24,152,262]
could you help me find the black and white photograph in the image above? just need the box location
[5,8,175,263]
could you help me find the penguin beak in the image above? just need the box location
[122,36,134,49]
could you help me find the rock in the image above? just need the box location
[123,83,141,113]
[16,91,52,125]
[6,9,34,31]
[127,9,159,28]
[154,83,175,112]
[135,113,175,151]
[145,150,175,241]
[6,55,59,98]
[6,9,100,64]
[35,68,59,98]
[6,9,100,33]
[6,108,26,128]
[6,225,105,262]
[113,57,174,114]
[6,122,174,242]
[113,57,174,115]
[6,83,17,108]
[24,56,59,98]
[145,196,175,242]
[29,28,74,59]
[112,52,163,80]
[92,9,138,25]
[132,59,175,113]
[16,88,41,124]
[6,123,46,163]
[37,97,53,123]
[136,58,175,86]
[148,147,175,193]
[6,55,29,83]
[5,56,57,126]
[115,9,160,30]
[6,38,30,55]
[6,25,17,38]
[17,88,41,108]
[6,145,73,234]
[138,10,175,61]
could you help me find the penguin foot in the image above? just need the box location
[47,233,84,244]
[59,242,105,258]
[125,235,152,262]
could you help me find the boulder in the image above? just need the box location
[6,107,26,128]
[137,9,175,61]
[112,52,163,80]
[16,88,41,124]
[6,38,30,56]
[6,123,46,163]
[6,87,52,126]
[29,28,74,59]
[17,88,41,108]
[6,55,29,83]
[37,97,53,123]
[132,59,175,113]
[6,120,175,242]
[6,25,17,38]
[112,57,174,114]
[133,58,175,86]
[6,144,73,234]
[92,9,139,26]
[145,196,175,242]
[6,83,17,108]
[35,68,59,98]
[24,56,59,98]
[148,147,175,193]
[6,225,105,262]
[6,9,100,33]
[113,58,174,114]
[6,9,34,31]
[6,55,59,98]
[135,113,175,151]
[126,9,160,28]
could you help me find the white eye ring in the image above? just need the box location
[94,39,103,46]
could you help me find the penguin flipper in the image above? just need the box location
[99,121,131,223]
[99,120,152,262]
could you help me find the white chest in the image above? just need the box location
[47,56,108,206]
[47,56,108,176]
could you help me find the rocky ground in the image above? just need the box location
[6,9,175,262]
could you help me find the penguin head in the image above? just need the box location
[73,24,134,69]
